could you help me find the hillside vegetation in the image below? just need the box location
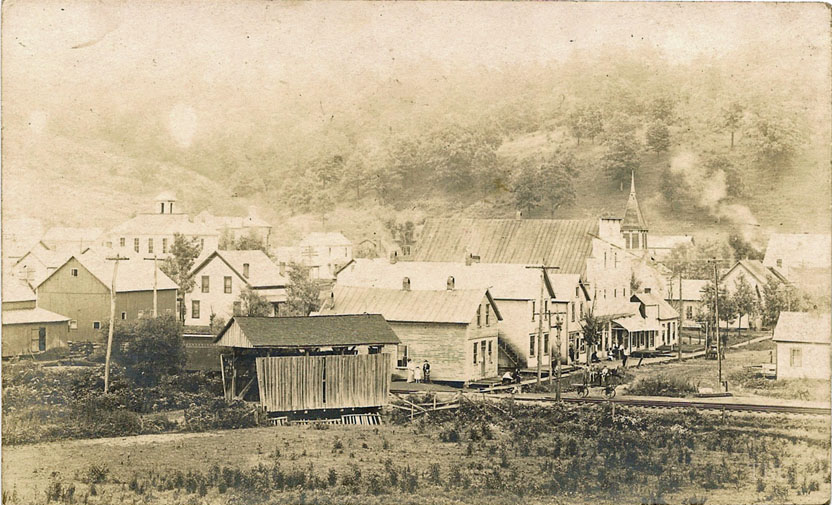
[3,44,829,245]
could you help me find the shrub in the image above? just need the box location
[628,375,697,397]
[766,482,790,502]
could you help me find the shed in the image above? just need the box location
[214,315,400,418]
[772,311,831,380]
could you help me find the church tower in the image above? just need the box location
[621,171,648,250]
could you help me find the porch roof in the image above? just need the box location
[613,315,661,333]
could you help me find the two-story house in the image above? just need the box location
[36,254,178,342]
[101,192,219,259]
[195,207,273,249]
[276,232,353,281]
[319,283,502,385]
[184,250,288,327]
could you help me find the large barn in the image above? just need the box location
[214,315,400,422]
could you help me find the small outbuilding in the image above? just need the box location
[2,279,70,357]
[772,311,831,380]
[214,315,400,420]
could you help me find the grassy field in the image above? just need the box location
[3,400,830,505]
[625,338,830,403]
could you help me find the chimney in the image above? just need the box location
[447,276,455,290]
[465,254,473,266]
[402,277,410,291]
[390,251,398,264]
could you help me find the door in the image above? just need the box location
[480,341,486,376]
[38,327,46,351]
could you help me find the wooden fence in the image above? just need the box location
[255,354,391,412]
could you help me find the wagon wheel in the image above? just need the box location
[578,386,589,398]
[604,386,616,399]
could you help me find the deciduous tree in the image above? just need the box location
[160,233,202,321]
[108,315,186,387]
[281,262,321,317]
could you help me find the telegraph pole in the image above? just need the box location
[104,255,130,393]
[143,255,158,317]
[678,269,683,362]
[712,259,722,391]
[525,264,560,384]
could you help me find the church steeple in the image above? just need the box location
[621,171,648,250]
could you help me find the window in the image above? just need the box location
[224,276,232,294]
[402,277,410,291]
[233,301,242,316]
[614,252,618,267]
[192,300,200,319]
[686,306,693,319]
[69,320,78,330]
[148,238,154,254]
[571,303,575,322]
[488,341,493,362]
[134,238,140,253]
[477,305,482,327]
[473,342,479,364]
[623,288,627,298]
[614,289,617,298]
[604,289,607,299]
[396,344,408,368]
[243,263,250,278]
[529,335,536,357]
[121,312,127,320]
[790,348,802,368]
[776,259,783,268]
[38,327,46,352]
[649,332,655,348]
[580,302,584,317]
[93,321,101,330]
[201,275,210,293]
[119,237,126,247]
[162,238,168,254]
[485,304,490,326]
[575,287,579,298]
[446,276,454,290]
[543,333,549,355]
[544,300,549,320]
[531,300,536,322]
[70,268,79,277]
[200,238,205,249]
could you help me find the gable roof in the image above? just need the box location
[334,258,583,301]
[215,314,400,347]
[321,285,502,324]
[632,292,679,320]
[108,213,219,237]
[37,255,178,292]
[412,218,598,275]
[764,233,831,271]
[2,307,70,325]
[621,172,648,231]
[300,232,352,247]
[2,278,36,303]
[773,311,831,344]
[192,250,287,288]
[723,260,787,285]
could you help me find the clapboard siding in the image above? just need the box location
[256,353,390,412]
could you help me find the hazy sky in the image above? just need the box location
[3,1,829,94]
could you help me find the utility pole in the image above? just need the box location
[712,259,722,391]
[143,255,158,317]
[104,255,130,393]
[678,269,683,362]
[553,312,564,401]
[526,264,560,384]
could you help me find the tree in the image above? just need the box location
[761,276,797,328]
[720,102,744,149]
[645,122,670,153]
[580,304,609,366]
[731,274,758,336]
[235,233,269,254]
[281,262,321,317]
[209,313,226,336]
[746,110,803,167]
[659,164,689,212]
[600,134,640,191]
[648,96,676,124]
[630,271,642,294]
[237,286,273,317]
[510,160,544,216]
[538,150,577,216]
[160,233,202,322]
[701,281,733,349]
[108,315,186,387]
[566,105,603,145]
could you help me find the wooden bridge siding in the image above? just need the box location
[256,354,390,412]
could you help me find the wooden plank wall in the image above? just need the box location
[256,353,390,412]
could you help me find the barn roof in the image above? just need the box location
[37,255,178,292]
[772,311,831,344]
[412,218,598,274]
[320,285,502,324]
[334,258,583,301]
[215,314,400,347]
[2,307,70,325]
[2,278,36,303]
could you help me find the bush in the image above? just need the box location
[183,398,259,432]
[628,375,697,397]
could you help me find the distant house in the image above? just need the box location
[772,311,831,380]
[334,258,589,370]
[36,255,178,342]
[276,232,353,281]
[763,233,831,299]
[215,315,399,420]
[41,226,103,254]
[319,284,502,385]
[12,241,71,287]
[184,250,288,327]
[100,192,220,259]
[2,279,70,357]
[721,259,788,329]
[648,235,695,261]
[630,292,679,349]
[666,279,709,329]
[195,207,273,249]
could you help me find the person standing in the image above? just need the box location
[406,358,415,383]
[622,346,629,368]
[568,345,575,364]
[422,360,431,383]
[414,361,423,383]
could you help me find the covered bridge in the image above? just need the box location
[214,315,400,420]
